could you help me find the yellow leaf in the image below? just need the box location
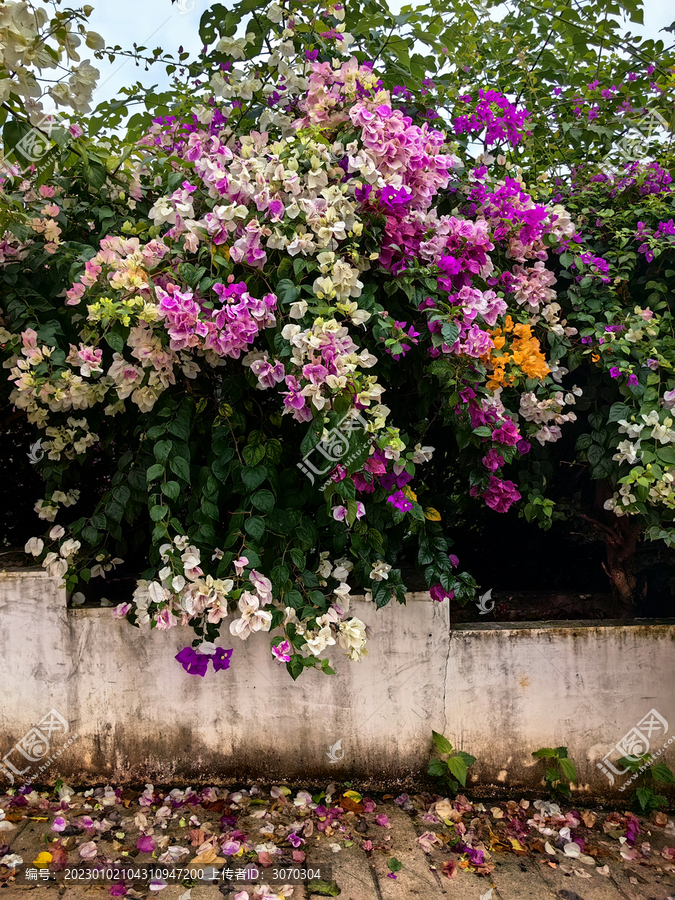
[424,507,441,521]
[402,486,417,501]
[510,838,527,853]
[343,790,362,802]
[33,852,52,868]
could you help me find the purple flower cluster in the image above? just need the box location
[636,219,675,262]
[453,89,530,147]
[175,646,233,676]
[156,281,277,358]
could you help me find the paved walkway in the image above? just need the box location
[1,785,674,899]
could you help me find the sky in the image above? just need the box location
[83,0,675,112]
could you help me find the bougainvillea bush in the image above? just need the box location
[516,158,675,611]
[0,0,673,674]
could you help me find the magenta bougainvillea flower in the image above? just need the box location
[272,640,292,663]
[175,646,233,676]
[136,835,155,854]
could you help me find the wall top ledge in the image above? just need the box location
[450,618,675,632]
[2,568,672,635]
[0,566,51,579]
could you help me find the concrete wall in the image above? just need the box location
[1,569,674,797]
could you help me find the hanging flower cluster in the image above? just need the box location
[1,0,587,677]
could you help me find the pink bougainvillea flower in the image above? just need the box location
[221,840,241,856]
[112,603,132,620]
[442,860,458,879]
[233,556,248,575]
[51,817,66,832]
[79,842,97,860]
[375,814,392,828]
[110,884,128,896]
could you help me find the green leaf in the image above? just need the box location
[441,322,459,345]
[112,485,130,506]
[170,456,190,481]
[271,561,290,583]
[161,481,181,502]
[608,402,632,423]
[427,758,447,778]
[243,443,265,466]
[287,655,304,681]
[650,762,675,784]
[154,440,173,463]
[300,418,324,457]
[252,489,275,513]
[104,330,125,354]
[656,447,675,465]
[532,748,557,758]
[81,526,99,545]
[635,787,650,811]
[82,159,108,189]
[306,881,340,897]
[241,465,268,490]
[146,463,164,483]
[457,750,476,768]
[212,448,235,482]
[244,516,265,542]
[276,277,301,305]
[150,504,168,522]
[387,858,402,873]
[285,590,303,609]
[558,757,577,782]
[587,444,604,466]
[432,730,453,754]
[446,754,467,787]
[3,119,36,162]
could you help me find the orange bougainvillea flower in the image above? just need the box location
[486,320,549,389]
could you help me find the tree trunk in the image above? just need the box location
[595,482,641,618]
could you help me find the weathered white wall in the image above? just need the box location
[1,569,674,795]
